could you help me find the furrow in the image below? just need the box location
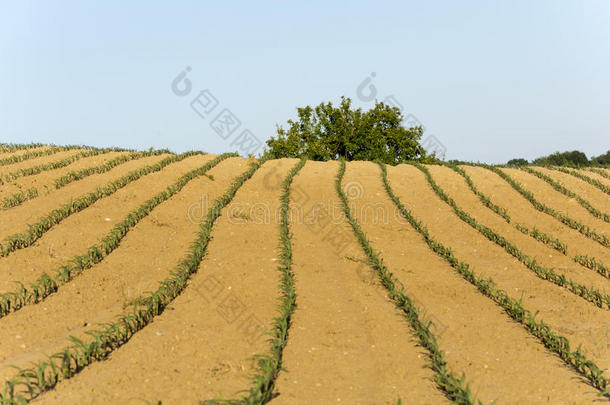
[53,150,173,189]
[35,159,295,404]
[484,165,610,248]
[521,167,609,223]
[384,163,610,389]
[0,148,123,185]
[416,163,610,309]
[551,167,610,196]
[0,157,262,403]
[0,151,130,209]
[0,153,195,257]
[271,161,449,404]
[0,146,83,168]
[449,164,610,280]
[336,160,479,404]
[381,162,610,397]
[346,161,602,403]
[0,154,233,317]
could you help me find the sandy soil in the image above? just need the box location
[346,161,601,404]
[582,169,610,188]
[0,158,247,389]
[0,154,168,240]
[534,167,609,213]
[0,155,607,404]
[0,150,127,201]
[0,147,53,166]
[386,164,610,376]
[0,154,216,291]
[272,161,447,405]
[500,168,609,238]
[462,166,610,266]
[35,158,300,404]
[427,165,610,292]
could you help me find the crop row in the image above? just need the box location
[0,145,85,167]
[573,255,610,279]
[415,163,610,309]
[0,157,266,403]
[514,223,568,254]
[551,167,610,195]
[0,143,46,153]
[448,165,572,255]
[53,150,173,189]
[484,166,610,248]
[521,167,609,223]
[0,153,235,318]
[337,160,478,404]
[449,165,610,279]
[0,150,166,210]
[589,168,610,180]
[0,152,203,257]
[447,165,511,223]
[206,159,308,404]
[0,148,122,185]
[1,188,39,209]
[379,162,610,398]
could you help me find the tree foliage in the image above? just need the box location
[592,150,610,166]
[264,97,435,164]
[507,158,529,167]
[533,150,589,166]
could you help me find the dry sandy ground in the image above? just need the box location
[0,153,607,404]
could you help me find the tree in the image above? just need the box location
[533,150,589,166]
[507,158,529,167]
[591,151,610,166]
[264,97,435,164]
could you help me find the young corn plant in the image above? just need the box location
[0,154,235,318]
[0,157,267,403]
[521,167,609,223]
[0,152,202,258]
[336,160,479,405]
[378,162,610,398]
[414,163,610,310]
[573,255,610,279]
[1,188,38,209]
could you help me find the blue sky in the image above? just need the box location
[1,1,608,163]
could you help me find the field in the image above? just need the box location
[0,144,608,404]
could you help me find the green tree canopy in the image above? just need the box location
[506,158,529,166]
[591,150,610,166]
[264,97,434,164]
[533,150,589,166]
